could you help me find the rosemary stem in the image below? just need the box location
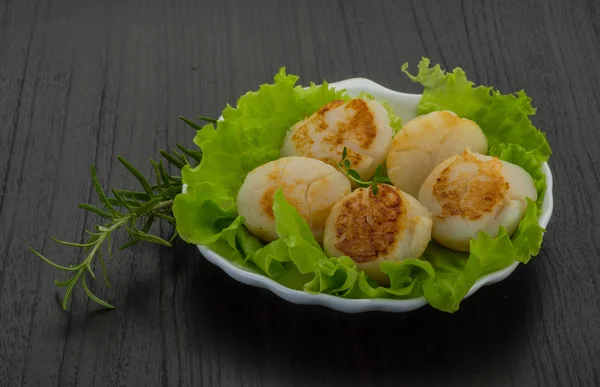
[152,200,174,211]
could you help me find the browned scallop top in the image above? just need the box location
[393,111,470,148]
[434,110,465,127]
[334,185,405,263]
[260,186,278,219]
[259,177,305,221]
[290,98,377,165]
[433,151,509,220]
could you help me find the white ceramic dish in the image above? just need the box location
[195,78,554,313]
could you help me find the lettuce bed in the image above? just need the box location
[173,58,551,313]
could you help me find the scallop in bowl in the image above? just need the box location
[189,77,554,313]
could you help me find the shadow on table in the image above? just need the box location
[184,253,540,385]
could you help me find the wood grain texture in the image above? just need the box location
[1,0,599,386]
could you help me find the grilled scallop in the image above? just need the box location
[281,98,393,180]
[418,150,538,252]
[386,110,488,197]
[236,156,351,245]
[323,185,433,284]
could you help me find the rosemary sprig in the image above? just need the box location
[32,117,208,310]
[336,147,391,195]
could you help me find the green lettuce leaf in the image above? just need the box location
[358,259,436,298]
[304,257,359,296]
[173,182,238,245]
[402,58,551,163]
[272,188,327,273]
[510,199,545,263]
[246,188,339,290]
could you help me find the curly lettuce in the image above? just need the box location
[402,58,551,162]
[174,60,550,313]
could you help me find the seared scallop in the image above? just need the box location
[281,98,393,180]
[323,185,433,284]
[236,156,351,244]
[386,110,488,197]
[418,150,537,252]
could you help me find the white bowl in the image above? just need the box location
[196,78,554,313]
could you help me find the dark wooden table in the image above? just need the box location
[2,0,599,386]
